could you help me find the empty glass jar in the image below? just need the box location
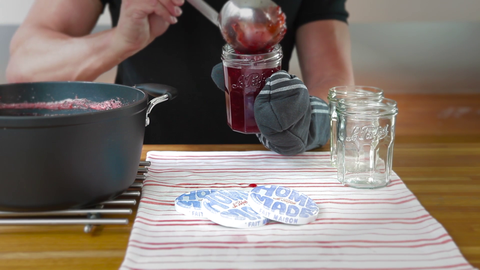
[328,86,384,167]
[336,98,398,189]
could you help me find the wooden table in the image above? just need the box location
[0,94,479,269]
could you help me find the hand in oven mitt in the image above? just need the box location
[211,63,330,156]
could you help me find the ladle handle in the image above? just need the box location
[186,0,219,26]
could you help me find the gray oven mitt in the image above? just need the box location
[211,64,330,156]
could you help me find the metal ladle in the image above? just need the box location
[186,0,286,53]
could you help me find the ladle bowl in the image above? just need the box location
[218,0,286,54]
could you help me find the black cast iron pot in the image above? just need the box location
[0,81,177,211]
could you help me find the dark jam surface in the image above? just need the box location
[224,65,281,133]
[0,98,124,116]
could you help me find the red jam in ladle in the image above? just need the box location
[219,0,287,54]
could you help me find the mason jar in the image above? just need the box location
[336,97,398,189]
[328,86,384,167]
[221,44,283,134]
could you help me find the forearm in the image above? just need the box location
[6,27,123,83]
[305,75,354,102]
[296,20,355,101]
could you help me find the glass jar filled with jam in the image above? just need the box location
[221,44,283,134]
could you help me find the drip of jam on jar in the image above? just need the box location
[224,64,281,133]
[224,6,287,54]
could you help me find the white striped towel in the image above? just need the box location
[120,151,476,270]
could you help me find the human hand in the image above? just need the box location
[211,64,330,156]
[113,0,184,58]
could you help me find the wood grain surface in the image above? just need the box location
[0,93,479,270]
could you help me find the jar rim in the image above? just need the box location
[337,97,398,107]
[221,44,283,67]
[328,85,384,100]
[336,97,398,116]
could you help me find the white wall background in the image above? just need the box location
[1,0,479,93]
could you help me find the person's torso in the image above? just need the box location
[101,0,349,144]
[102,0,303,144]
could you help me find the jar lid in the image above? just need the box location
[201,190,269,228]
[248,185,319,225]
[175,189,218,217]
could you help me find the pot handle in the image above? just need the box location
[134,83,178,127]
